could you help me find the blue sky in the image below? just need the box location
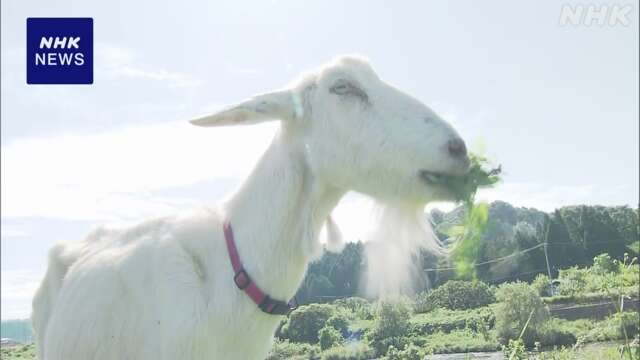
[1,0,638,319]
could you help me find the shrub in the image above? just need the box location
[266,339,319,360]
[384,344,425,360]
[543,290,637,305]
[501,338,526,360]
[584,271,620,294]
[320,343,375,360]
[619,254,639,288]
[413,291,432,313]
[319,326,343,351]
[537,319,577,347]
[531,273,552,297]
[410,306,495,335]
[551,254,639,297]
[367,301,412,356]
[592,253,618,274]
[280,303,336,343]
[580,312,640,343]
[557,266,589,296]
[326,314,350,337]
[333,297,373,320]
[414,280,495,312]
[419,328,500,354]
[495,282,550,346]
[612,311,640,339]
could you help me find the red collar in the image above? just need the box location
[223,221,297,316]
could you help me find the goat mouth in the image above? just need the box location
[418,170,462,185]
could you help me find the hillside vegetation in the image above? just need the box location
[2,202,638,359]
[297,202,638,302]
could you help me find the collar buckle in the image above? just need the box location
[233,269,251,290]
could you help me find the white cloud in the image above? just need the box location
[0,226,29,239]
[477,182,597,212]
[1,120,277,221]
[96,44,202,88]
[1,269,43,320]
[1,115,613,227]
[226,64,261,76]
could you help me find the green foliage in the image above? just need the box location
[618,253,639,289]
[537,319,577,347]
[543,289,638,305]
[556,266,589,296]
[417,328,500,354]
[0,344,36,360]
[325,314,349,337]
[320,343,375,360]
[268,297,636,357]
[449,202,491,279]
[433,203,638,286]
[265,339,319,360]
[628,240,640,256]
[548,206,639,272]
[318,326,343,351]
[383,344,425,360]
[553,253,639,297]
[592,253,618,274]
[531,273,552,297]
[534,342,640,360]
[297,242,364,303]
[294,203,637,303]
[280,304,337,344]
[366,301,412,356]
[439,154,501,279]
[447,153,502,204]
[495,282,550,346]
[414,280,495,312]
[473,204,547,283]
[332,297,373,320]
[501,338,527,360]
[581,312,640,343]
[410,306,495,335]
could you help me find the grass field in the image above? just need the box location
[0,344,36,360]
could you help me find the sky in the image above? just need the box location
[1,0,638,319]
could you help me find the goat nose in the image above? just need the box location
[448,138,467,158]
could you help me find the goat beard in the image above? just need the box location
[363,201,444,299]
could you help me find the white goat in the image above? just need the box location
[32,55,470,360]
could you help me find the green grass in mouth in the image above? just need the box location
[444,153,502,279]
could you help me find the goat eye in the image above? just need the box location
[329,79,369,103]
[329,82,350,95]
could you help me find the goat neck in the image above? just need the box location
[223,128,344,301]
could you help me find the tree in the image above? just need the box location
[319,326,343,350]
[367,301,411,356]
[415,280,495,312]
[296,242,364,303]
[279,304,336,344]
[495,282,549,346]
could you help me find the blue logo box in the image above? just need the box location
[27,18,93,84]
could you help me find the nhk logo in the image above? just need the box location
[36,37,85,66]
[27,18,93,84]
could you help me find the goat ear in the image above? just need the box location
[190,90,301,127]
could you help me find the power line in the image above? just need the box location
[547,240,632,245]
[423,243,546,272]
[423,239,635,273]
[484,268,549,283]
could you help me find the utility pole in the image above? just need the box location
[543,219,552,279]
